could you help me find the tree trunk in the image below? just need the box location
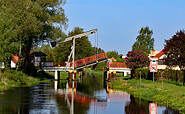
[23,38,32,74]
[131,69,135,79]
[176,70,178,82]
[183,70,185,86]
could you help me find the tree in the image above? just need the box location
[54,27,94,61]
[125,50,149,78]
[164,30,185,85]
[0,0,68,73]
[107,51,119,59]
[132,27,154,55]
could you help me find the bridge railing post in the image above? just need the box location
[74,70,77,81]
[113,71,116,79]
[55,70,58,80]
[69,70,72,81]
[108,71,111,82]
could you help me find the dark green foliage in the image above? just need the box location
[107,51,119,59]
[0,0,68,73]
[54,27,94,61]
[133,68,149,79]
[94,62,106,71]
[132,26,154,54]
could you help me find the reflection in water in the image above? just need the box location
[0,75,180,114]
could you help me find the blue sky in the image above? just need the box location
[63,0,185,55]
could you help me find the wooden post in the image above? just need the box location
[104,70,107,81]
[113,71,116,79]
[183,70,185,86]
[108,71,111,82]
[74,70,77,81]
[176,70,178,82]
[69,70,72,81]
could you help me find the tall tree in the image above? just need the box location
[107,51,119,59]
[164,30,185,85]
[54,27,94,61]
[0,0,68,73]
[132,27,154,54]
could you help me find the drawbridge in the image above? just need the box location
[41,52,107,71]
[41,29,107,71]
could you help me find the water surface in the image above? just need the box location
[0,75,179,114]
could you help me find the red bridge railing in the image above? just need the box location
[107,62,127,68]
[41,52,107,68]
[74,52,107,68]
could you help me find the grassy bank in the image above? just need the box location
[110,77,185,113]
[0,69,52,91]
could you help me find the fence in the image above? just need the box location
[133,68,185,85]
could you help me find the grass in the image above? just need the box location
[110,77,185,113]
[0,69,52,91]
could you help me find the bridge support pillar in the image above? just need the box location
[113,71,116,79]
[108,71,111,82]
[104,70,108,81]
[55,70,60,80]
[123,72,127,76]
[69,70,72,81]
[74,70,77,80]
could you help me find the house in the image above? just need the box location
[11,55,19,68]
[152,48,180,70]
[148,49,160,58]
[0,54,21,69]
[120,54,127,59]
[30,52,47,67]
[110,57,117,62]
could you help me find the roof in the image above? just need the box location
[148,49,159,57]
[30,52,47,56]
[154,48,167,59]
[12,55,19,63]
[110,57,116,61]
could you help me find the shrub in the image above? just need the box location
[133,68,149,79]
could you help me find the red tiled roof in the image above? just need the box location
[12,55,19,63]
[154,48,167,59]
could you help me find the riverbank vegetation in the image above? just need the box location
[0,69,53,91]
[110,77,185,113]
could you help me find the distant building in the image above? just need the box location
[150,49,180,70]
[11,55,19,68]
[148,49,160,58]
[120,54,126,59]
[110,57,117,62]
[30,52,47,67]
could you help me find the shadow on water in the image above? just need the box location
[0,74,180,114]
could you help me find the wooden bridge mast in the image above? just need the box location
[63,29,98,79]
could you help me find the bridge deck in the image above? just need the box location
[41,52,107,71]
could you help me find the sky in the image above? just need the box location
[63,0,185,55]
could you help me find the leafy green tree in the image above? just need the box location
[0,0,68,73]
[107,51,119,59]
[164,30,185,85]
[132,27,154,54]
[55,27,94,61]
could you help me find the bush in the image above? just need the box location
[133,68,149,79]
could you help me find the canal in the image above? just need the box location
[0,74,179,114]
